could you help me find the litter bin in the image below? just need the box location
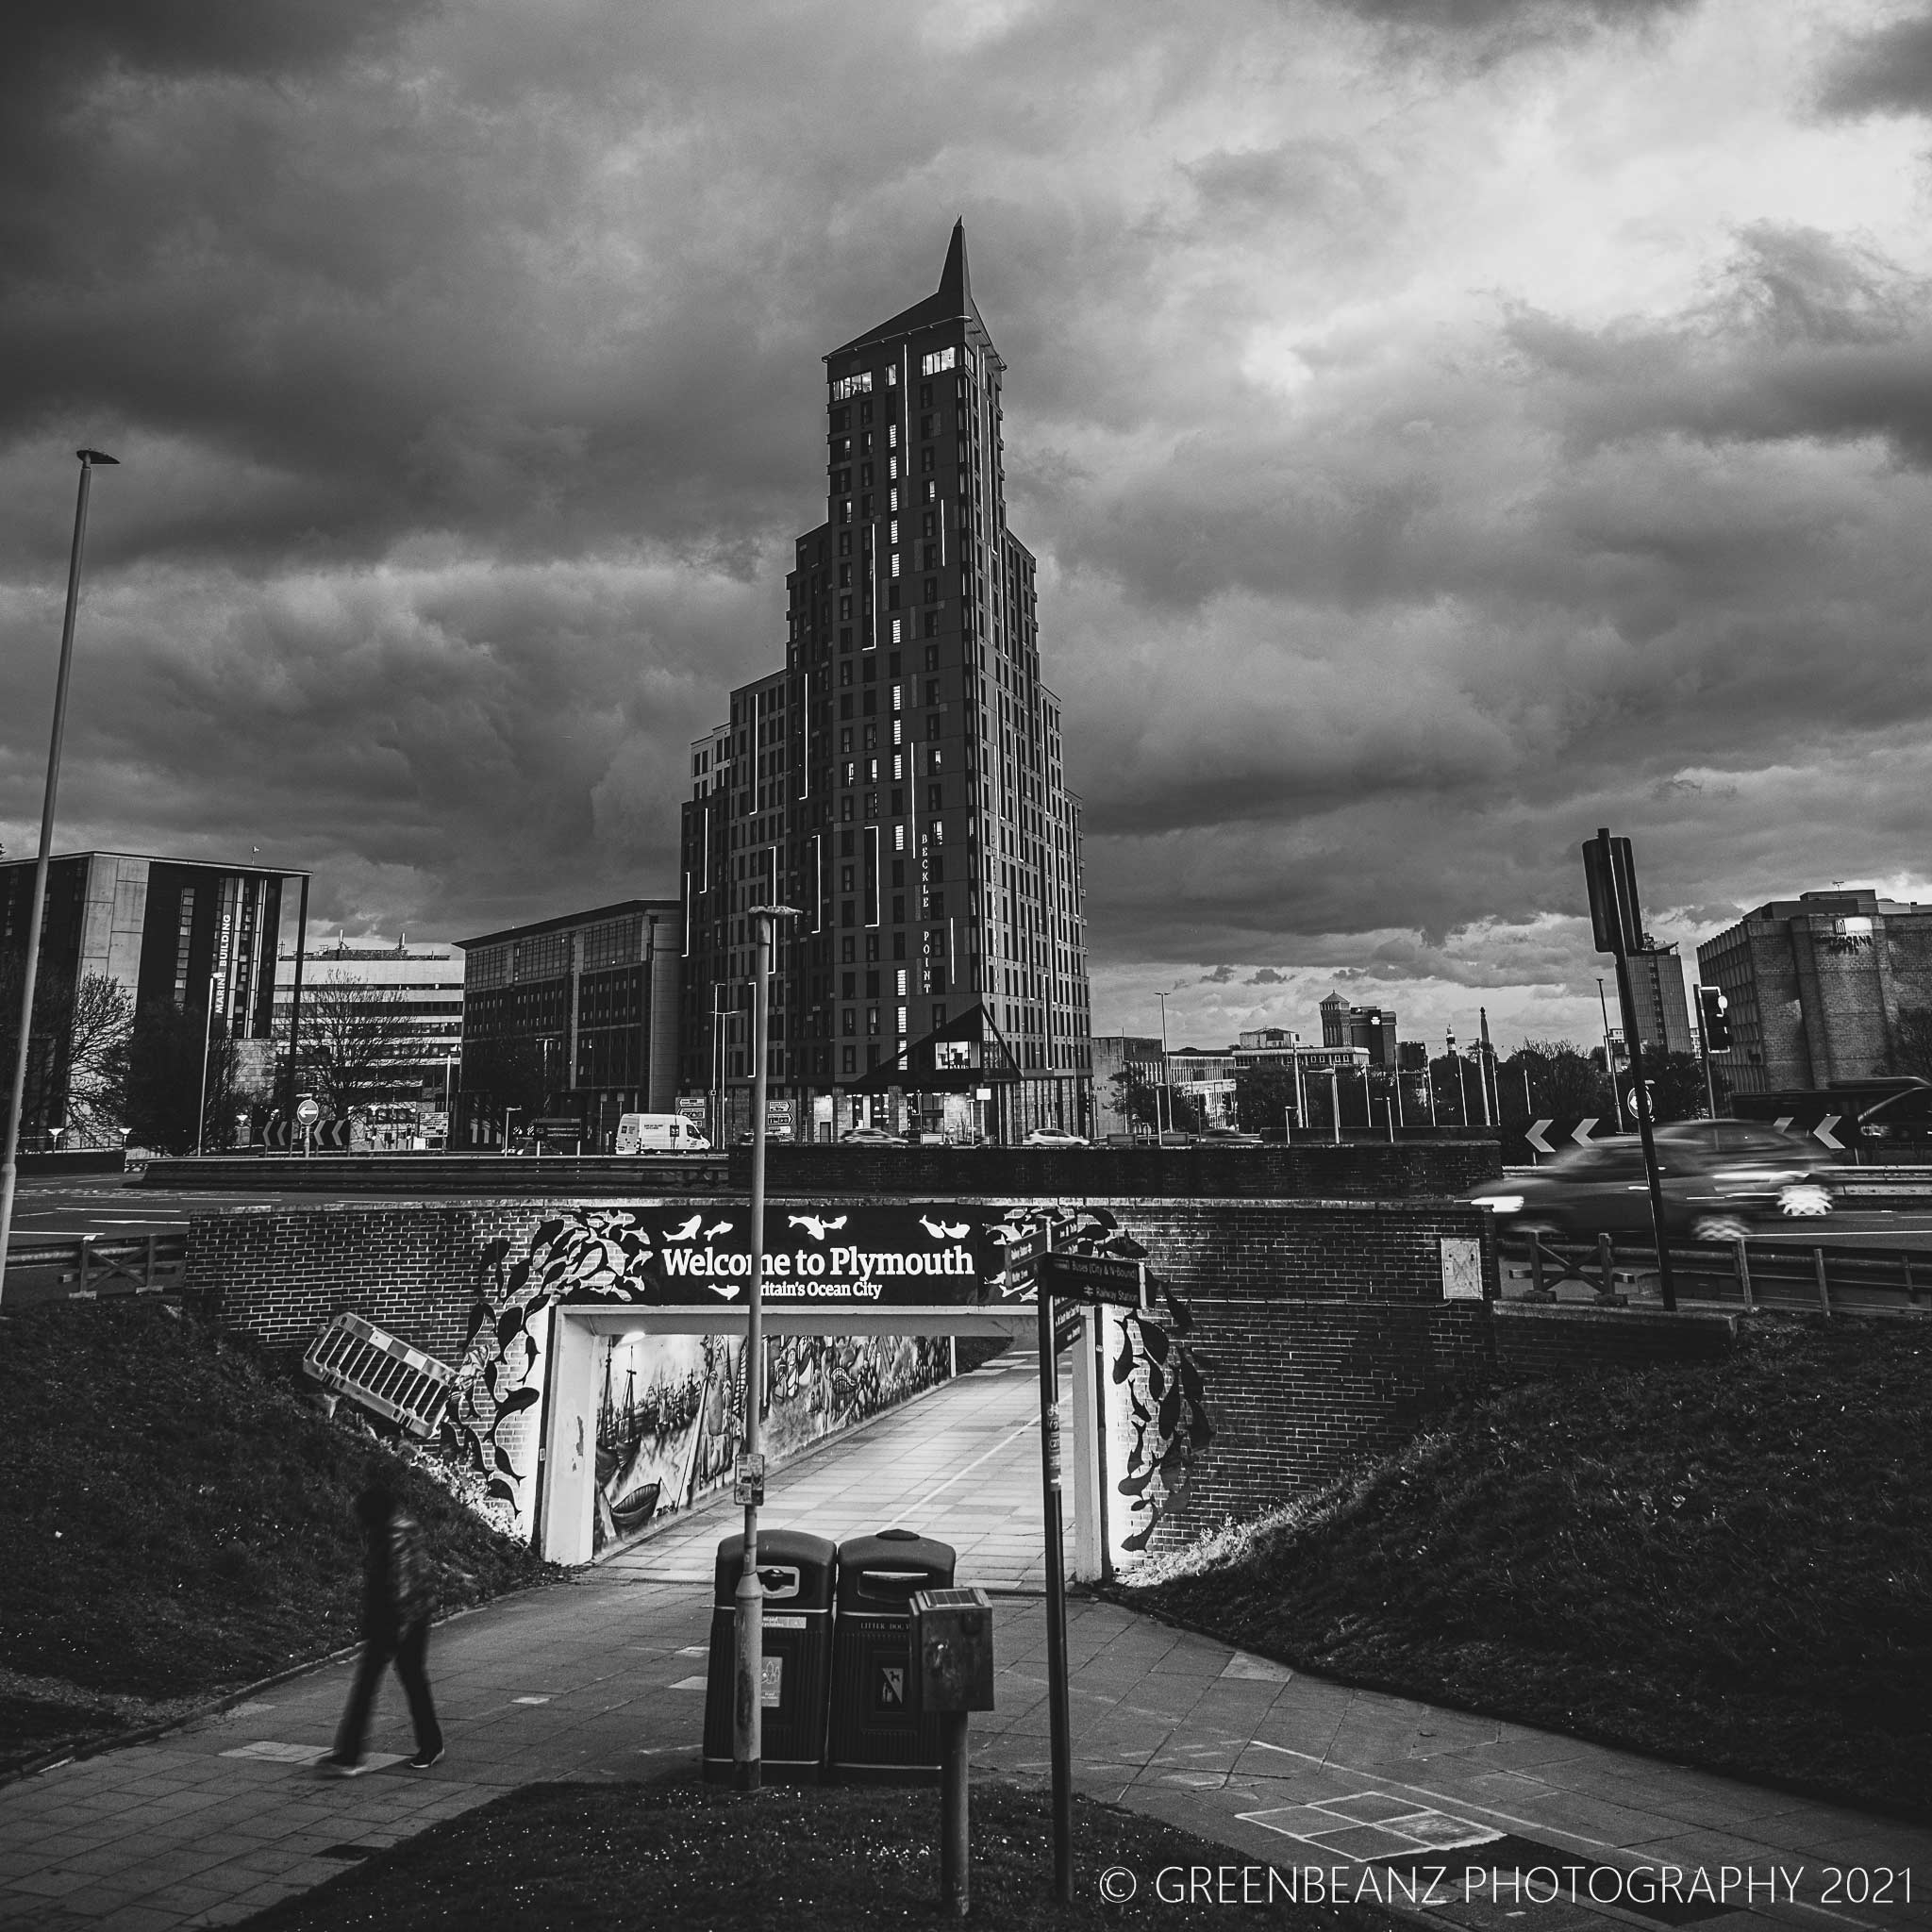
[702,1529,838,1783]
[826,1527,957,1783]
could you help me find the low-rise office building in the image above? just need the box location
[456,900,681,1146]
[0,849,306,1148]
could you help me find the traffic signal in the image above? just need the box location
[1698,986,1732,1053]
[1582,829,1643,957]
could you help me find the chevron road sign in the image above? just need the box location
[1774,1113,1847,1151]
[1524,1117,1604,1156]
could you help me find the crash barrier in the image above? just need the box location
[702,1530,840,1784]
[700,1529,961,1786]
[142,1139,1501,1201]
[302,1311,456,1439]
[0,1232,188,1306]
[1500,1230,1924,1317]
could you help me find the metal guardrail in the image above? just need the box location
[1,1232,189,1304]
[1501,1230,1924,1316]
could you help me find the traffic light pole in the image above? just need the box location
[1585,829,1676,1312]
[1611,950,1676,1310]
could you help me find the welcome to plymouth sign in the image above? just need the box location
[547,1206,1000,1309]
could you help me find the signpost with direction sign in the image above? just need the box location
[1037,1249,1148,1310]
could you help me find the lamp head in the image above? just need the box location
[75,449,119,466]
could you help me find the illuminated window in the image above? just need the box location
[921,347,957,376]
[831,372,874,401]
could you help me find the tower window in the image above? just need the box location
[921,347,957,376]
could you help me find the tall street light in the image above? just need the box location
[0,450,118,1314]
[734,902,799,1790]
[1155,985,1183,1141]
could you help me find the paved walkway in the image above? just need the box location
[605,1341,1051,1588]
[3,1353,1926,1930]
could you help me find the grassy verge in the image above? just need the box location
[1115,1313,1930,1822]
[237,1774,1407,1931]
[0,1298,556,1774]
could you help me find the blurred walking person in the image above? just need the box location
[320,1481,444,1774]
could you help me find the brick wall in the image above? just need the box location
[184,1195,1736,1568]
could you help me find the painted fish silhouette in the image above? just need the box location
[665,1215,704,1241]
[920,1217,970,1241]
[788,1213,849,1242]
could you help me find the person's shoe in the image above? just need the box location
[317,1757,368,1778]
[406,1746,445,1770]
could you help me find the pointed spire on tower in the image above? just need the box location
[937,219,971,317]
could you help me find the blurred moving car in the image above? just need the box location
[1024,1128,1089,1147]
[840,1126,906,1144]
[1468,1123,1839,1242]
[1192,1124,1262,1144]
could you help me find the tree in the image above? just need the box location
[1108,1066,1200,1135]
[0,962,133,1145]
[1624,1050,1724,1125]
[295,971,423,1117]
[1503,1041,1613,1123]
[123,998,234,1153]
[1884,1007,1932,1084]
[1234,1059,1299,1134]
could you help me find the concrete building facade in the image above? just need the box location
[457,901,681,1146]
[677,225,1092,1142]
[0,850,306,1145]
[1695,888,1932,1095]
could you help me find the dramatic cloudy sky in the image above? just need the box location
[6,0,1932,1051]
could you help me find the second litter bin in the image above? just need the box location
[826,1527,957,1783]
[702,1528,838,1783]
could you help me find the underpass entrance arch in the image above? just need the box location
[522,1206,1108,1574]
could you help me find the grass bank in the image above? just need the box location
[237,1774,1406,1931]
[1117,1313,1929,1821]
[0,1298,556,1774]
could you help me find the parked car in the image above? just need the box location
[1467,1125,1839,1242]
[1024,1128,1089,1147]
[840,1126,906,1144]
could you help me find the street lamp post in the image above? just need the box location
[0,450,118,1314]
[734,903,799,1791]
[1155,988,1180,1141]
[195,974,220,1156]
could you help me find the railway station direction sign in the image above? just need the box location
[1037,1249,1147,1309]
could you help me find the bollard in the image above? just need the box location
[1813,1246,1831,1318]
[1529,1237,1544,1298]
[1734,1238,1754,1312]
[1905,1250,1918,1306]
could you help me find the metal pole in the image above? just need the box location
[1695,989,1720,1121]
[195,974,217,1155]
[1035,1234,1073,1904]
[1,451,115,1314]
[940,1709,971,1915]
[1328,1068,1340,1143]
[282,874,309,1141]
[736,904,796,1791]
[1597,978,1621,1127]
[1478,1008,1495,1126]
[1612,948,1676,1311]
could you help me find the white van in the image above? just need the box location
[615,1113,711,1154]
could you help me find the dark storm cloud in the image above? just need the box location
[1817,5,1932,118]
[1,0,1924,1036]
[1046,217,1932,975]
